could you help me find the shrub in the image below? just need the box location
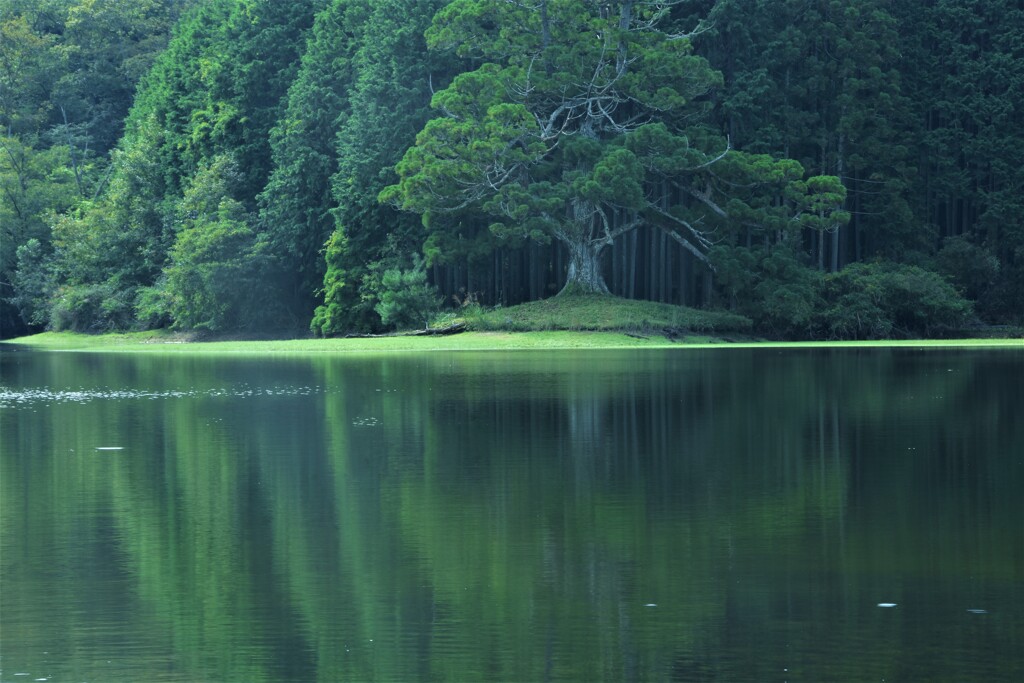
[164,215,262,331]
[12,238,55,328]
[134,280,173,330]
[934,236,999,301]
[713,244,823,339]
[50,282,135,332]
[817,261,972,338]
[372,256,441,330]
[160,157,273,332]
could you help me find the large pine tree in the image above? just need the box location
[383,0,845,296]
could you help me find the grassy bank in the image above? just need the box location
[3,295,1020,353]
[3,329,724,353]
[5,330,1021,354]
[459,294,752,334]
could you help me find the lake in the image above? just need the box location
[1,346,1022,682]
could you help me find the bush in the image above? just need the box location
[164,215,263,331]
[753,280,822,339]
[817,261,972,339]
[712,244,823,339]
[818,291,894,340]
[12,238,55,328]
[134,280,173,330]
[372,256,441,330]
[934,236,999,301]
[50,282,135,332]
[711,244,974,339]
[160,156,273,332]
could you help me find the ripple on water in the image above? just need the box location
[0,384,327,409]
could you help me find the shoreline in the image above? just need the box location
[3,330,1021,354]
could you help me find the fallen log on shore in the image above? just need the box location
[342,321,468,339]
[409,321,467,336]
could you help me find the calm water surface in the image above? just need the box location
[1,346,1022,682]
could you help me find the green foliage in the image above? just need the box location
[0,13,61,135]
[711,244,824,339]
[50,280,135,332]
[3,0,1021,337]
[706,0,918,259]
[384,0,734,294]
[894,0,1024,268]
[327,0,454,326]
[123,0,321,204]
[466,294,752,334]
[162,156,265,331]
[164,216,261,331]
[793,176,851,233]
[712,244,973,340]
[934,236,1000,303]
[385,0,848,300]
[370,256,441,331]
[133,280,172,330]
[57,0,182,152]
[819,262,973,339]
[45,119,174,325]
[259,0,372,318]
[11,238,55,328]
[21,0,324,334]
[309,228,351,337]
[261,0,451,330]
[0,1,186,336]
[0,136,80,334]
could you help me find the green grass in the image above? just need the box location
[461,294,753,334]
[4,295,1020,353]
[6,329,1021,354]
[5,329,702,353]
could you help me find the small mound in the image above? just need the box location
[464,294,752,335]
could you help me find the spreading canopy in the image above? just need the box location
[382,0,846,294]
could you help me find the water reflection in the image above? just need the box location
[1,348,1022,681]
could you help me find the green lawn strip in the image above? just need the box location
[5,330,1021,354]
[3,330,685,353]
[5,295,1020,353]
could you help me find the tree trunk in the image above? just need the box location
[559,238,609,295]
[834,130,844,273]
[628,230,637,299]
[817,227,825,271]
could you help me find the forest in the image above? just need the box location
[2,0,1022,340]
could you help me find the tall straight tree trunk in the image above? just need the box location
[529,243,538,300]
[817,229,825,271]
[853,188,862,261]
[832,131,844,273]
[664,232,672,303]
[648,226,656,299]
[626,229,634,299]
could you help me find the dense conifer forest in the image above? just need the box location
[3,0,1022,339]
